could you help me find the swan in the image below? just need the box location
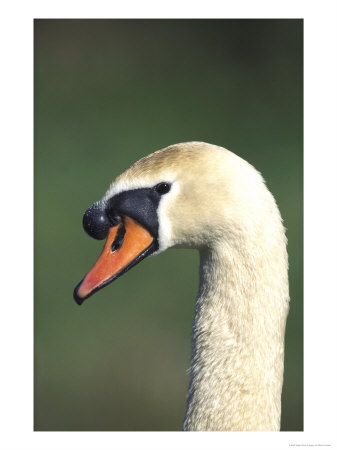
[73,141,289,431]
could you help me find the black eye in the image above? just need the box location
[154,182,171,195]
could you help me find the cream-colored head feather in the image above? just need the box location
[104,141,283,252]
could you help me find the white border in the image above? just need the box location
[1,1,336,449]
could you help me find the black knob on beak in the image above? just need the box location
[82,201,110,240]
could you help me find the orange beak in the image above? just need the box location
[73,216,155,304]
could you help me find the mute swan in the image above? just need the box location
[73,142,289,431]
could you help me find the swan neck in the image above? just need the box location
[184,239,289,431]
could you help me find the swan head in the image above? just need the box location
[73,141,275,304]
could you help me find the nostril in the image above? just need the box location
[82,202,110,240]
[111,223,126,252]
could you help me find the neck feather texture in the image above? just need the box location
[183,213,289,431]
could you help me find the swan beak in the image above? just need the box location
[73,216,155,305]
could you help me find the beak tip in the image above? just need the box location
[73,283,85,306]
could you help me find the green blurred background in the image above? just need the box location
[34,19,303,431]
